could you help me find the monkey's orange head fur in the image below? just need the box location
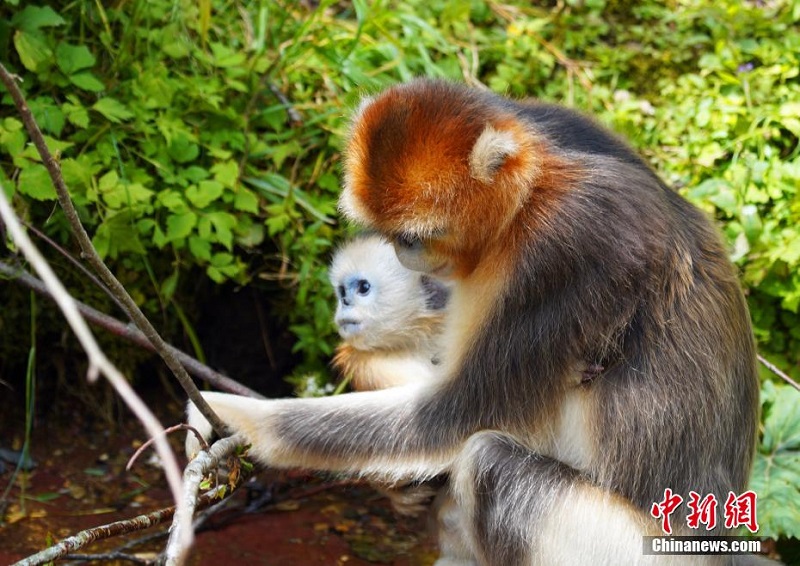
[340,80,544,261]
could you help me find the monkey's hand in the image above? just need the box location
[185,396,216,460]
[184,391,281,462]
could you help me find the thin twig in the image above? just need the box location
[758,354,800,392]
[126,424,209,472]
[0,260,265,399]
[63,552,150,564]
[268,82,303,125]
[21,220,130,317]
[0,61,228,438]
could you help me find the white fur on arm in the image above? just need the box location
[186,385,457,482]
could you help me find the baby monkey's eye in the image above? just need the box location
[356,279,371,295]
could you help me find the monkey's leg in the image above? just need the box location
[450,431,723,566]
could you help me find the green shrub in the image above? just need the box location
[0,0,505,380]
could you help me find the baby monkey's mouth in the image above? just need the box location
[335,318,362,337]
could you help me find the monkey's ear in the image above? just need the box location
[469,126,520,184]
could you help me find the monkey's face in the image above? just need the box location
[333,273,377,344]
[340,80,544,279]
[329,236,439,350]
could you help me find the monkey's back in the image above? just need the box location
[478,99,759,527]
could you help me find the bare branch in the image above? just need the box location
[166,434,247,565]
[0,260,266,399]
[63,552,151,564]
[758,354,800,392]
[21,220,130,317]
[0,61,228,438]
[268,82,303,125]
[0,182,190,562]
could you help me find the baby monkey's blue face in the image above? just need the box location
[328,234,451,352]
[335,274,376,339]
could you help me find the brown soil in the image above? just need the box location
[0,402,437,565]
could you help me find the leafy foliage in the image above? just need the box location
[750,380,800,539]
[1,0,799,542]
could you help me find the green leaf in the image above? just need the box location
[778,236,800,265]
[60,155,100,194]
[17,164,55,200]
[152,224,168,249]
[265,210,290,236]
[206,211,235,250]
[93,98,134,123]
[748,382,800,538]
[13,30,53,72]
[166,212,198,241]
[188,236,212,262]
[233,188,259,213]
[63,100,90,129]
[206,266,225,283]
[24,491,62,503]
[687,178,738,215]
[167,135,200,164]
[20,135,73,162]
[157,190,188,212]
[0,118,26,156]
[739,204,762,243]
[235,220,264,247]
[269,141,301,169]
[2,169,15,199]
[29,98,66,136]
[206,252,242,282]
[210,252,233,267]
[209,42,246,67]
[99,170,119,193]
[56,43,96,75]
[70,72,106,92]
[183,166,210,183]
[211,160,239,188]
[102,182,154,209]
[185,180,224,208]
[161,271,179,300]
[11,6,65,32]
[197,216,212,239]
[83,467,106,477]
[163,39,190,59]
[92,211,147,259]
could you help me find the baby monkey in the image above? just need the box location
[329,234,450,392]
[329,234,451,517]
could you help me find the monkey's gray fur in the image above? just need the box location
[188,80,771,565]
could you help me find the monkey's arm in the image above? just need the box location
[186,385,464,481]
[332,344,438,390]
